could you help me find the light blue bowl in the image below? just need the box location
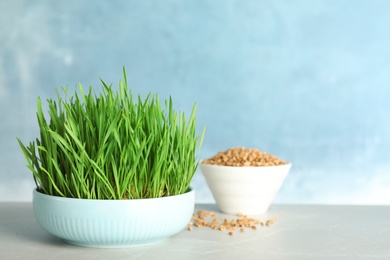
[33,188,194,248]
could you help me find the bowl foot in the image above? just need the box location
[62,238,163,248]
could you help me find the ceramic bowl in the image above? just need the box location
[33,188,194,248]
[200,163,291,215]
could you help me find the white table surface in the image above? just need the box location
[0,202,389,260]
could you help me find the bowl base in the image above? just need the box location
[63,238,163,248]
[218,209,268,216]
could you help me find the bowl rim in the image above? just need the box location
[33,187,194,203]
[199,161,292,169]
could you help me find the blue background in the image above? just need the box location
[1,0,390,203]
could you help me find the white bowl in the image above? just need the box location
[33,188,194,247]
[200,163,291,215]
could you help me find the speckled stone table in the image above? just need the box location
[1,203,389,259]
